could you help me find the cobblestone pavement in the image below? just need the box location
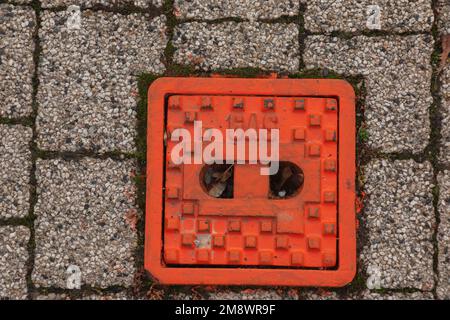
[0,0,449,300]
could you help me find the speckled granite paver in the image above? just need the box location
[351,290,434,300]
[361,160,435,291]
[32,158,138,289]
[0,125,33,219]
[304,35,434,154]
[440,65,450,164]
[437,171,450,299]
[0,226,30,299]
[0,4,35,118]
[173,22,299,72]
[37,10,167,153]
[437,0,450,35]
[305,0,434,33]
[40,0,163,8]
[174,0,299,20]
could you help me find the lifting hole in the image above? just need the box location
[269,162,304,199]
[200,164,234,199]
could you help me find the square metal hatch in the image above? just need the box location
[145,77,356,286]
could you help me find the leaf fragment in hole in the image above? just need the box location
[219,164,234,182]
[208,181,227,197]
[276,166,294,190]
[207,165,234,197]
[212,172,222,180]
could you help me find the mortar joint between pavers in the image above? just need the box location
[35,150,138,161]
[298,2,307,71]
[0,117,34,126]
[30,2,164,17]
[426,0,445,299]
[25,0,41,299]
[162,0,176,70]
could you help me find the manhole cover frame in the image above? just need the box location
[144,77,356,286]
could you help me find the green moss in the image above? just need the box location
[166,63,197,76]
[136,74,159,160]
[289,68,344,79]
[132,73,160,291]
[214,67,270,78]
[164,42,176,63]
[162,0,177,66]
[341,271,367,295]
[259,15,300,24]
[359,128,369,142]
[431,50,441,68]
[134,72,159,211]
[0,117,34,127]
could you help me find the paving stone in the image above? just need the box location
[440,65,450,164]
[437,0,450,35]
[168,289,296,300]
[173,22,299,72]
[168,291,200,300]
[0,4,35,118]
[34,293,71,300]
[0,226,30,300]
[0,125,33,219]
[304,35,433,153]
[37,11,167,153]
[207,289,291,300]
[305,0,434,33]
[32,158,138,289]
[437,170,450,299]
[41,0,163,8]
[361,159,435,291]
[302,289,340,300]
[5,0,33,4]
[174,0,299,20]
[81,291,129,300]
[351,290,434,300]
[34,291,129,300]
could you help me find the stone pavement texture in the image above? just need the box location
[304,0,434,33]
[361,160,435,291]
[441,65,450,164]
[32,158,138,289]
[173,0,299,20]
[0,226,30,299]
[437,171,450,299]
[304,35,434,154]
[40,0,163,8]
[0,5,35,118]
[437,0,450,35]
[0,125,33,219]
[172,22,299,72]
[37,10,166,153]
[0,0,449,300]
[352,290,435,300]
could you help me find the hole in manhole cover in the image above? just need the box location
[269,162,304,199]
[201,164,235,199]
[145,77,357,286]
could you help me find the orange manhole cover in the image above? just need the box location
[145,77,356,286]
